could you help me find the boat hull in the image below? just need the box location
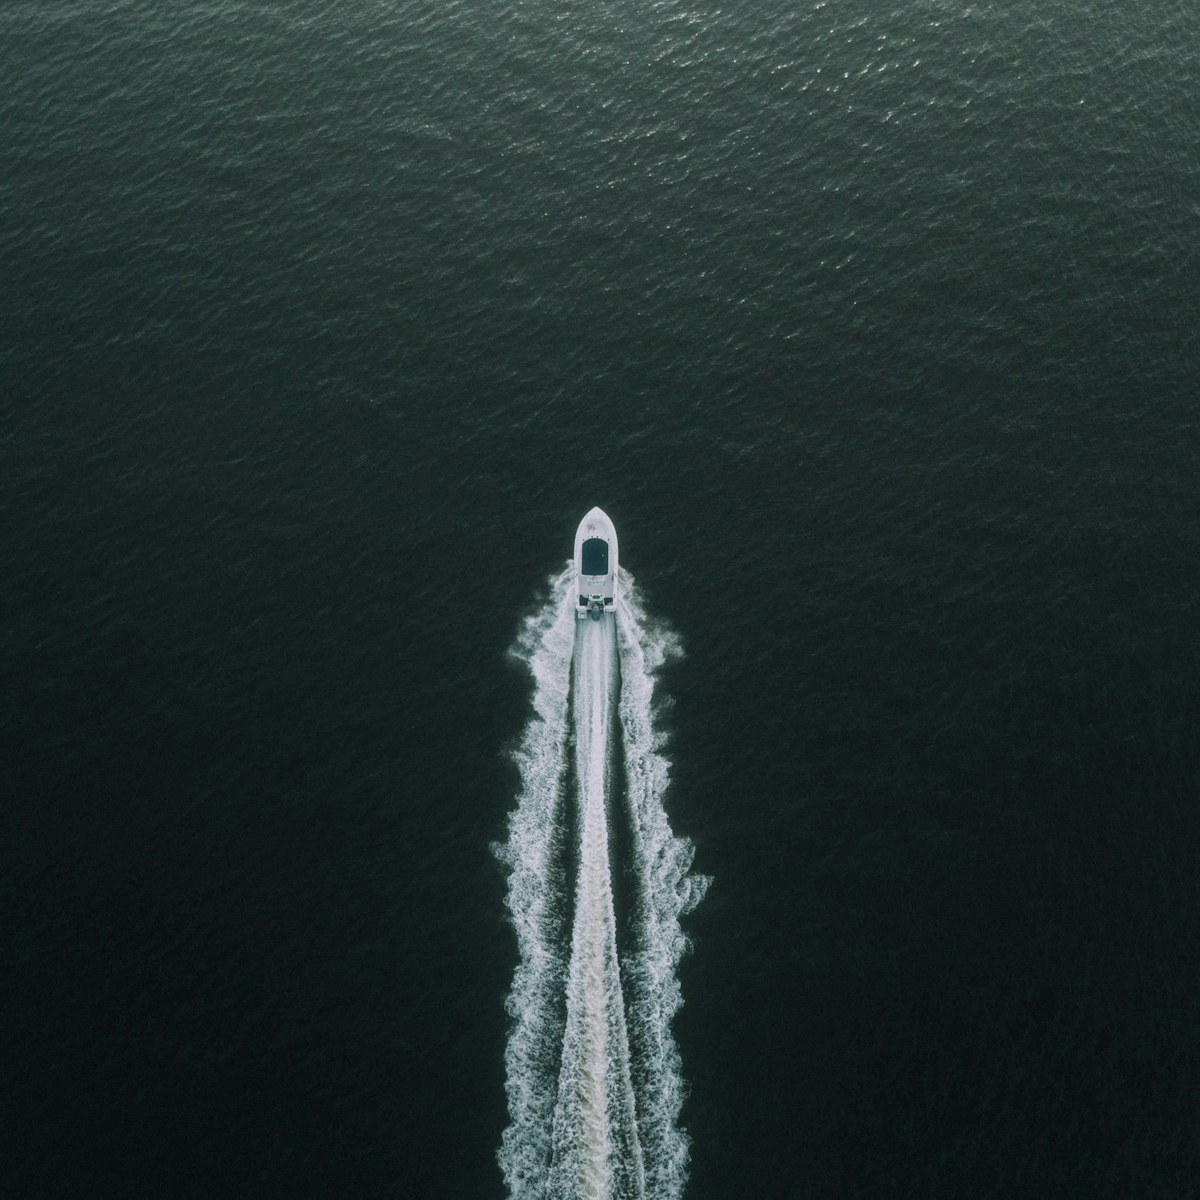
[573,508,619,620]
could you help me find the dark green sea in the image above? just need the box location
[3,0,1198,1195]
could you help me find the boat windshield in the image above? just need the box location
[581,537,609,576]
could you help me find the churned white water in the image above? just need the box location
[613,582,708,1200]
[546,609,644,1200]
[498,566,708,1200]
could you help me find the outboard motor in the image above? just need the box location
[588,598,604,621]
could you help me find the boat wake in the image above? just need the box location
[497,565,708,1200]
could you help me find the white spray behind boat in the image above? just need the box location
[497,511,709,1200]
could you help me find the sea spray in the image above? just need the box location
[547,614,645,1200]
[497,566,577,1198]
[498,564,708,1200]
[615,574,709,1200]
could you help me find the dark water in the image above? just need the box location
[3,0,1198,1194]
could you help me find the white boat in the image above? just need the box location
[574,507,618,620]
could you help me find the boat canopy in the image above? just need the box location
[581,537,609,576]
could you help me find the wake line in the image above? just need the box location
[547,610,644,1200]
[498,565,708,1200]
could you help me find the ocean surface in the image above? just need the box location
[3,0,1198,1195]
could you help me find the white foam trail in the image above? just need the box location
[615,574,709,1200]
[497,566,576,1198]
[498,564,708,1200]
[547,614,645,1200]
